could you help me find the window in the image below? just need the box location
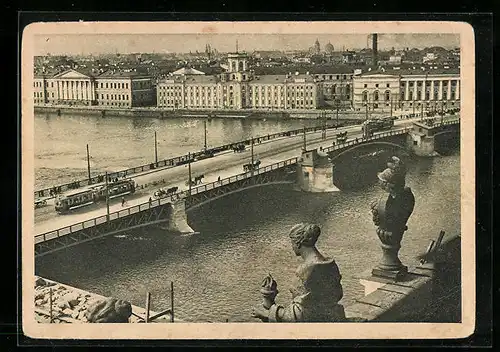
[386,83,390,88]
[362,91,368,101]
[374,91,379,101]
[385,91,390,101]
[363,84,367,88]
[375,84,379,88]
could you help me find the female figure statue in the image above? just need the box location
[252,223,346,322]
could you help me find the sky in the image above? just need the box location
[33,33,460,56]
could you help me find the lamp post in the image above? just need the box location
[86,144,91,183]
[154,131,158,165]
[390,97,393,118]
[203,119,207,151]
[335,99,340,129]
[188,152,192,195]
[105,171,110,222]
[302,126,307,152]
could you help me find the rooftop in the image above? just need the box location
[171,67,206,75]
[359,65,460,77]
[97,70,152,79]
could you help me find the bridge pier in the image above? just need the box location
[166,198,195,234]
[406,121,458,157]
[296,149,340,192]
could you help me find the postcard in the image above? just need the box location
[22,20,475,340]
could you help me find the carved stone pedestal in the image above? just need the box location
[372,242,408,281]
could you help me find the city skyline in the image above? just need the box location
[33,33,460,56]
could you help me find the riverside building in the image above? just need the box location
[352,66,460,112]
[157,52,324,111]
[33,69,155,108]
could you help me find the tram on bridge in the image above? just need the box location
[361,118,394,138]
[54,179,136,214]
[243,160,261,172]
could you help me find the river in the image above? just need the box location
[34,112,325,190]
[34,112,460,323]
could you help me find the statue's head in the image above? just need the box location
[377,156,406,194]
[288,223,321,256]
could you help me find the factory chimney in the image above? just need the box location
[372,33,378,65]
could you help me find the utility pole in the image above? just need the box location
[365,101,368,121]
[203,119,207,151]
[323,110,327,140]
[302,126,307,151]
[390,98,393,118]
[250,137,255,176]
[188,152,192,195]
[105,171,110,222]
[86,144,91,183]
[336,100,339,128]
[421,101,424,121]
[154,131,158,164]
[251,137,254,164]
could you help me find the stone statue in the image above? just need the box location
[370,156,415,279]
[85,297,132,323]
[252,223,346,322]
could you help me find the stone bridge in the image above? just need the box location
[34,119,460,257]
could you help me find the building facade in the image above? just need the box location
[157,52,324,111]
[32,69,155,108]
[95,72,155,108]
[352,68,460,112]
[313,70,354,109]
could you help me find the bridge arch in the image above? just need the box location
[329,141,408,162]
[186,181,295,212]
[433,129,458,138]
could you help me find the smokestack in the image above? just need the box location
[372,33,378,65]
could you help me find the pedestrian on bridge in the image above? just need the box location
[217,176,221,183]
[121,197,126,207]
[149,197,152,207]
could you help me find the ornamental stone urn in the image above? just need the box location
[370,156,415,280]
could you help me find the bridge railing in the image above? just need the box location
[188,157,299,196]
[34,123,346,200]
[35,157,300,244]
[322,127,412,154]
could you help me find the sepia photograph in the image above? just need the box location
[21,21,475,340]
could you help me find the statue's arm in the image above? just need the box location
[333,278,343,303]
[268,301,304,322]
[370,199,381,226]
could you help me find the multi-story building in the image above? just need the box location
[352,67,460,112]
[157,52,324,111]
[312,68,354,109]
[32,69,155,108]
[95,71,155,108]
[33,75,48,105]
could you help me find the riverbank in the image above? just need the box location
[34,104,400,121]
[34,276,178,323]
